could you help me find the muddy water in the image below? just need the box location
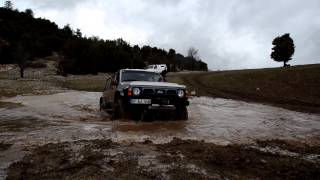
[1,91,319,145]
[1,91,320,178]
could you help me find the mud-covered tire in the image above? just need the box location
[99,98,104,111]
[131,111,144,121]
[175,106,188,120]
[161,70,167,77]
[112,99,125,120]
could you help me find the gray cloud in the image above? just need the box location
[17,0,83,9]
[10,0,320,69]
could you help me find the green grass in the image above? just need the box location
[55,75,107,92]
[168,64,320,113]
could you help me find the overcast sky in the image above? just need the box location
[8,0,320,70]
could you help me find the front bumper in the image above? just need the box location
[124,97,189,111]
[148,104,176,110]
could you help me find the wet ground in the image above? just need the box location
[6,139,320,180]
[1,91,320,179]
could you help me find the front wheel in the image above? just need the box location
[112,99,125,120]
[175,106,188,120]
[161,70,167,77]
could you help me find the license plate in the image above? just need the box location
[130,99,151,104]
[160,99,169,105]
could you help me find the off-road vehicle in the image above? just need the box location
[100,69,189,120]
[146,64,167,74]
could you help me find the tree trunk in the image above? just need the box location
[283,61,286,67]
[20,67,24,78]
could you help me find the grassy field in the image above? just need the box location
[0,66,108,98]
[1,64,319,113]
[168,64,320,113]
[54,75,107,92]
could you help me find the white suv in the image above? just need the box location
[146,64,167,74]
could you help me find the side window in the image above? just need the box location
[104,78,111,90]
[116,72,120,83]
[111,74,117,86]
[154,65,157,69]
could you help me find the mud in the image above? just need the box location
[1,91,320,179]
[6,139,320,180]
[0,143,12,152]
[0,102,23,109]
[256,139,320,155]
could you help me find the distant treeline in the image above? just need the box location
[0,7,208,75]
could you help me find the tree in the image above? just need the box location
[188,47,199,71]
[62,24,73,37]
[12,43,31,78]
[188,47,198,58]
[0,7,209,74]
[75,29,82,38]
[0,38,7,51]
[168,49,176,59]
[271,33,295,67]
[4,1,13,9]
[25,9,34,17]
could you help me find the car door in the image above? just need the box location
[102,78,112,108]
[104,73,118,106]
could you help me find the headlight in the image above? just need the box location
[132,87,141,96]
[177,89,185,98]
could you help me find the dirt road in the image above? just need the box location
[1,91,320,179]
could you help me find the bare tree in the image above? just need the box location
[188,47,198,59]
[4,1,13,9]
[13,43,31,78]
[188,47,199,71]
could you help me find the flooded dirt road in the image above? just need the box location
[1,91,319,144]
[1,91,320,179]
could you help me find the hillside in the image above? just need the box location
[0,7,208,75]
[168,64,320,113]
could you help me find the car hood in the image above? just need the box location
[121,81,185,89]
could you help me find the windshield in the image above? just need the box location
[121,70,164,82]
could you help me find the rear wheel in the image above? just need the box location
[99,98,104,111]
[175,106,188,120]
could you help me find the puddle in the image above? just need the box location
[188,97,320,144]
